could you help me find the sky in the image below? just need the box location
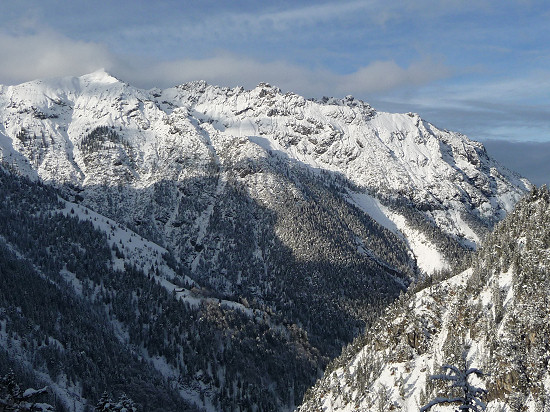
[1,0,549,185]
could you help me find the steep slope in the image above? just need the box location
[299,186,550,411]
[0,166,196,412]
[0,166,330,411]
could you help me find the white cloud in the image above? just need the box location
[114,55,326,91]
[0,29,113,84]
[335,59,451,95]
[113,54,450,97]
[0,29,450,97]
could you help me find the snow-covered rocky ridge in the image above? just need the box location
[298,186,550,411]
[0,70,529,259]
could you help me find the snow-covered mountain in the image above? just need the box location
[0,70,528,254]
[0,70,532,411]
[298,186,550,411]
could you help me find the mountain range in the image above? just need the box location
[0,70,533,411]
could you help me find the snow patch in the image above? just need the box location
[346,190,400,235]
[345,189,448,274]
[385,209,449,275]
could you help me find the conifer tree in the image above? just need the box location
[95,392,113,411]
[420,364,487,412]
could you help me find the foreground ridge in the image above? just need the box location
[299,186,550,411]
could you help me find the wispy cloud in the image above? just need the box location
[236,1,384,29]
[0,28,451,97]
[117,1,389,42]
[109,0,498,64]
[0,29,113,84]
[184,1,492,35]
[373,71,550,141]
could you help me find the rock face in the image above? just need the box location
[0,71,531,411]
[298,187,550,412]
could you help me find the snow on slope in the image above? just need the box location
[386,212,449,274]
[60,199,184,281]
[58,199,259,318]
[299,266,513,411]
[347,190,449,273]
[160,80,530,247]
[301,269,473,412]
[56,198,262,411]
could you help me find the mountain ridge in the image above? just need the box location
[0,70,530,250]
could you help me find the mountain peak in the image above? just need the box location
[255,82,281,95]
[79,69,120,85]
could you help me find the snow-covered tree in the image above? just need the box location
[420,364,487,412]
[0,371,53,412]
[115,394,137,412]
[95,391,113,411]
[95,393,137,412]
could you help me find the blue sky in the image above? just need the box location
[1,1,549,185]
